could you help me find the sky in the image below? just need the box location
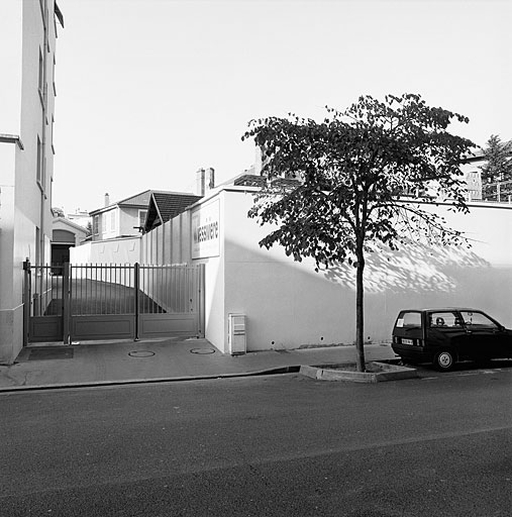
[52,0,512,214]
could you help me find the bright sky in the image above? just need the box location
[52,0,512,214]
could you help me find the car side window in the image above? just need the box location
[429,312,462,328]
[460,311,498,329]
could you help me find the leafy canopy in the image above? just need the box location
[480,134,512,183]
[242,93,476,270]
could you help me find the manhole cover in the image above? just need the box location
[29,348,74,361]
[128,350,156,358]
[190,348,216,355]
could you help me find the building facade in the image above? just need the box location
[0,0,63,363]
[90,191,152,241]
[51,215,89,267]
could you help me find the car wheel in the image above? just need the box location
[434,350,455,371]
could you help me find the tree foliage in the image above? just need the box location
[480,134,512,183]
[242,93,476,371]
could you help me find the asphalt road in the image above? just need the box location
[1,365,511,517]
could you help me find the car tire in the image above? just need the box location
[434,350,455,371]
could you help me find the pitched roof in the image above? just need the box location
[144,191,202,232]
[118,190,153,207]
[233,174,300,188]
[90,189,154,215]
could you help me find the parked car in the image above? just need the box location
[392,308,512,370]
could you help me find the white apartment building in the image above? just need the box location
[0,0,64,363]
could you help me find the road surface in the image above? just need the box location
[1,365,511,516]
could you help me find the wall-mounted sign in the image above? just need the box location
[191,200,220,259]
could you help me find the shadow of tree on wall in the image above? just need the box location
[323,239,491,294]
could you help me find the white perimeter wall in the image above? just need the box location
[217,189,512,353]
[71,237,140,265]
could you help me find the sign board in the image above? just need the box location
[191,200,220,259]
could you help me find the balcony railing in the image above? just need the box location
[482,180,512,203]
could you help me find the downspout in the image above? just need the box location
[39,4,49,265]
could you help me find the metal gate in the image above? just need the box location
[23,261,205,344]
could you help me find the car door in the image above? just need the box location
[458,310,506,360]
[426,311,469,357]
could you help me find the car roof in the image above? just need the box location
[399,308,480,313]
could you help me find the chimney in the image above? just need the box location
[104,193,110,207]
[255,146,265,175]
[205,167,215,193]
[196,168,205,196]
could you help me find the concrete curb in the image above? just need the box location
[300,361,419,383]
[0,365,301,393]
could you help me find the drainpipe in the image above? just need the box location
[39,4,49,265]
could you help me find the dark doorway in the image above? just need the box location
[51,244,71,273]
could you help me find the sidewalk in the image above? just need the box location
[0,338,397,392]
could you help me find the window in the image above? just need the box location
[110,210,116,232]
[429,312,462,328]
[52,55,56,98]
[36,136,43,185]
[38,48,44,98]
[460,311,498,329]
[92,216,99,235]
[139,210,147,228]
[51,115,55,154]
[38,0,47,29]
[400,312,421,328]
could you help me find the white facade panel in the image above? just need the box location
[191,199,220,259]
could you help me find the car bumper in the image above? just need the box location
[391,345,431,362]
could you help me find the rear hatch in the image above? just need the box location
[392,310,424,348]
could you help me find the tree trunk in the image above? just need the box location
[355,242,366,372]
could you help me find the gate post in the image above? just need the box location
[62,262,71,344]
[134,262,140,341]
[22,259,31,346]
[198,263,205,338]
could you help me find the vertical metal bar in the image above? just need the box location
[114,264,118,314]
[105,264,110,314]
[134,262,140,340]
[122,264,125,314]
[165,265,169,313]
[101,264,104,314]
[95,263,98,315]
[63,262,71,344]
[198,264,205,337]
[39,263,44,317]
[79,264,83,315]
[22,260,31,346]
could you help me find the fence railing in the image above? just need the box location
[23,261,204,343]
[70,264,137,315]
[24,262,198,316]
[482,180,512,203]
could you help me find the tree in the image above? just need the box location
[480,134,512,184]
[242,93,476,371]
